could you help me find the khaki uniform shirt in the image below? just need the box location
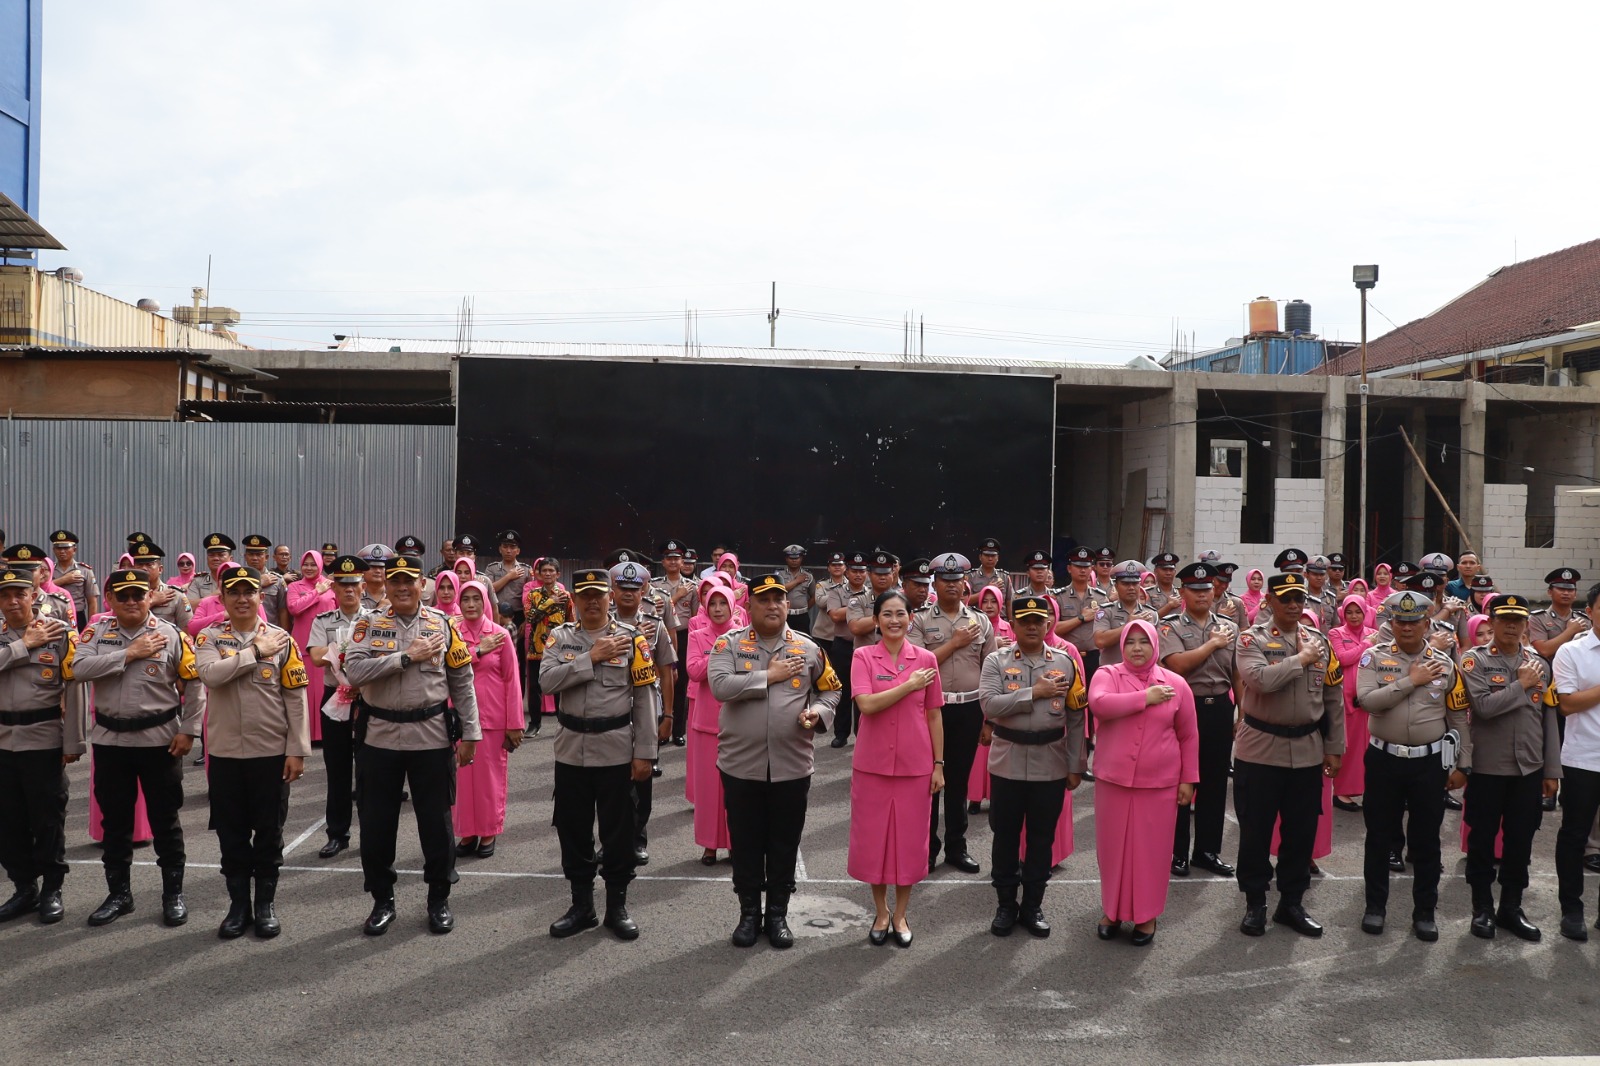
[652,575,697,632]
[308,606,366,694]
[33,590,73,624]
[1234,619,1346,768]
[1458,644,1562,777]
[1528,607,1592,660]
[1157,611,1237,697]
[968,568,1011,600]
[909,603,997,697]
[538,620,660,767]
[1147,584,1182,617]
[708,625,841,781]
[844,584,879,649]
[194,621,312,758]
[1094,599,1160,666]
[0,621,85,754]
[1214,591,1249,626]
[1356,640,1469,752]
[1053,583,1101,653]
[186,571,219,608]
[1303,592,1336,631]
[54,560,95,620]
[782,567,814,615]
[978,645,1087,781]
[73,614,204,746]
[343,606,482,750]
[257,571,288,626]
[149,581,195,632]
[810,580,843,642]
[483,560,531,619]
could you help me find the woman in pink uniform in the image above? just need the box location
[716,553,749,609]
[849,590,944,946]
[967,586,1015,812]
[452,580,524,858]
[169,552,197,589]
[1087,620,1198,944]
[1366,564,1395,614]
[685,585,737,863]
[1331,594,1376,812]
[1240,569,1266,625]
[433,571,462,618]
[1344,578,1374,627]
[286,550,335,742]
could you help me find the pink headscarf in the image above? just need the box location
[1338,592,1375,635]
[117,553,136,569]
[976,585,1015,642]
[39,558,69,598]
[452,557,479,584]
[1043,595,1069,649]
[1116,618,1163,684]
[701,586,738,638]
[434,570,462,617]
[1462,613,1491,651]
[170,552,197,587]
[454,578,494,639]
[1240,568,1266,623]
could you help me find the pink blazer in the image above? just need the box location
[685,625,731,734]
[459,619,524,732]
[850,642,941,777]
[1087,663,1200,789]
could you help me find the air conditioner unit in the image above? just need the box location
[1546,367,1574,387]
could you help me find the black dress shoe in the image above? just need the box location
[476,839,496,859]
[1361,910,1385,935]
[830,735,849,748]
[1308,861,1322,877]
[603,905,639,941]
[1193,852,1235,877]
[36,890,63,925]
[254,901,281,939]
[651,762,663,778]
[1542,794,1558,812]
[1129,923,1155,947]
[1240,904,1268,937]
[1018,907,1051,938]
[455,838,479,857]
[318,838,348,859]
[868,925,890,946]
[991,905,1018,937]
[1097,921,1120,941]
[1585,854,1600,874]
[1387,851,1406,873]
[1443,793,1463,811]
[1496,908,1541,942]
[428,899,454,935]
[219,897,253,940]
[966,801,983,815]
[0,886,38,922]
[1332,796,1362,812]
[1412,914,1439,942]
[892,926,913,948]
[1273,903,1323,937]
[550,903,599,938]
[1470,907,1496,939]
[1562,912,1590,942]
[161,894,188,927]
[1170,858,1190,877]
[88,891,134,927]
[671,736,686,747]
[949,852,981,874]
[363,898,397,936]
[633,847,650,866]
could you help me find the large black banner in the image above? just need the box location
[456,356,1055,564]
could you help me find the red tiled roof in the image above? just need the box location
[1325,237,1600,376]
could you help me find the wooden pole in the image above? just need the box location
[1398,426,1474,555]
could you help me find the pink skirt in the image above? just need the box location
[88,751,153,843]
[968,739,991,804]
[1096,781,1179,923]
[1021,785,1075,867]
[453,728,510,837]
[1271,775,1333,859]
[683,696,697,806]
[689,728,730,849]
[1332,708,1368,795]
[848,769,931,886]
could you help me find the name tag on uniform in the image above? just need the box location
[875,674,893,681]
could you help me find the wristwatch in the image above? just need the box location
[400,653,412,668]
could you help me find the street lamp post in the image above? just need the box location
[1353,264,1379,582]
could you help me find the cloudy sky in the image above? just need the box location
[35,2,1600,359]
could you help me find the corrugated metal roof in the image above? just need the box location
[331,337,1161,373]
[0,193,64,250]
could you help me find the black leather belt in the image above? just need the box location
[992,724,1066,745]
[1195,692,1232,703]
[95,707,179,733]
[557,710,633,734]
[1243,714,1319,739]
[0,706,59,727]
[363,702,446,724]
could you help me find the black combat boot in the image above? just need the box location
[218,876,253,939]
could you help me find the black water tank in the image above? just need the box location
[1285,299,1312,333]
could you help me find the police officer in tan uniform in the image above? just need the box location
[131,542,193,633]
[0,565,84,925]
[4,544,71,623]
[343,555,480,936]
[608,554,676,863]
[780,545,815,635]
[966,538,1011,606]
[1212,563,1247,625]
[1053,547,1102,678]
[1355,590,1470,941]
[194,565,311,939]
[827,551,874,748]
[74,568,205,928]
[241,535,288,630]
[539,569,659,941]
[307,555,370,858]
[1094,561,1159,667]
[186,532,235,607]
[979,595,1087,939]
[1458,593,1561,941]
[911,553,997,875]
[1146,553,1183,617]
[653,539,697,746]
[1234,572,1346,938]
[1158,562,1238,878]
[708,574,842,948]
[1304,556,1338,631]
[809,551,845,652]
[48,529,97,629]
[1529,567,1590,663]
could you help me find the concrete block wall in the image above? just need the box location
[1192,475,1326,572]
[1481,483,1600,597]
[1121,399,1168,508]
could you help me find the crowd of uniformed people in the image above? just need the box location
[1,525,1597,948]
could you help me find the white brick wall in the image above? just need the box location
[1121,399,1168,508]
[1481,483,1600,598]
[1192,475,1326,572]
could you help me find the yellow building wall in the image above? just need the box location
[0,267,248,350]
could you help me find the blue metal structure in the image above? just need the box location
[0,0,41,218]
[1166,335,1328,375]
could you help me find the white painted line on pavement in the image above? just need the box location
[282,817,327,858]
[795,848,808,882]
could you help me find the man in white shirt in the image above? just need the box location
[1552,580,1600,940]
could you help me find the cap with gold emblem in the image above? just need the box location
[203,532,236,553]
[48,530,78,548]
[242,534,272,551]
[1268,573,1307,595]
[749,573,788,598]
[106,569,150,594]
[1176,562,1214,589]
[220,565,262,591]
[126,531,152,549]
[1546,568,1581,590]
[572,568,610,594]
[1487,593,1531,619]
[320,542,338,556]
[132,541,165,561]
[329,554,368,584]
[385,555,423,578]
[0,568,31,591]
[1384,590,1430,622]
[2,543,45,568]
[1012,596,1052,621]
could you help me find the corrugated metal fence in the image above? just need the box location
[0,420,456,576]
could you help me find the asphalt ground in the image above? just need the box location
[7,731,1600,1066]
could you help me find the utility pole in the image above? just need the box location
[768,282,779,348]
[1353,265,1379,580]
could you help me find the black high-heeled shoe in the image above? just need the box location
[892,924,913,948]
[1130,921,1156,947]
[700,850,718,866]
[1097,920,1120,941]
[868,923,890,946]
